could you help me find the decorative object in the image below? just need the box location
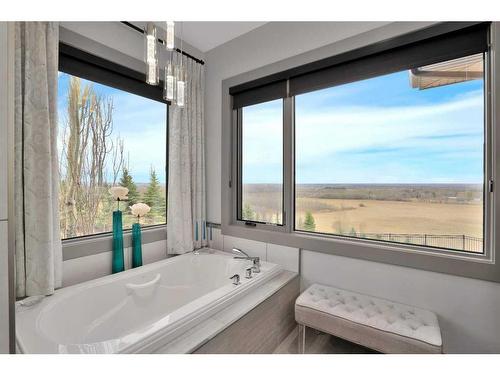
[130,203,151,268]
[110,186,128,273]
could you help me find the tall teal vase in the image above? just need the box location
[132,222,143,268]
[112,210,125,273]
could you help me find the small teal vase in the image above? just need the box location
[132,222,143,268]
[112,210,125,273]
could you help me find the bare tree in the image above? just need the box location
[59,77,124,238]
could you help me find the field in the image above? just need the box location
[242,184,484,252]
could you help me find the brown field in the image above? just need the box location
[242,183,484,252]
[295,198,483,237]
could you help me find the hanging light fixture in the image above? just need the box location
[176,22,186,108]
[142,20,187,107]
[166,21,175,50]
[144,23,159,85]
[164,55,176,102]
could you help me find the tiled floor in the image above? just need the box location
[274,326,377,354]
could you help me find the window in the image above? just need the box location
[295,53,485,253]
[238,100,284,225]
[58,61,167,240]
[227,23,495,270]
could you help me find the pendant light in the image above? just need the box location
[144,23,159,85]
[166,21,175,50]
[176,22,186,108]
[164,53,176,102]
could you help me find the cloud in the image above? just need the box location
[242,82,484,184]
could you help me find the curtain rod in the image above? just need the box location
[121,21,205,65]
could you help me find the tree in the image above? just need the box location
[144,167,166,215]
[119,167,140,206]
[59,76,124,238]
[303,211,316,232]
[242,203,255,221]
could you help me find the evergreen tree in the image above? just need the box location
[303,211,316,232]
[242,203,255,221]
[144,167,166,215]
[119,167,140,206]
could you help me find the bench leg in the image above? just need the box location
[298,324,306,354]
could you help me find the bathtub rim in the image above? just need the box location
[15,248,283,354]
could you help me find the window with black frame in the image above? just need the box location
[294,53,486,253]
[232,23,490,255]
[58,45,168,240]
[238,99,284,225]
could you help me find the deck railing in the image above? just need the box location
[346,233,483,253]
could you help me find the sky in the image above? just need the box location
[57,73,167,184]
[242,62,485,185]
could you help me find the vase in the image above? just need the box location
[132,222,143,268]
[112,210,125,273]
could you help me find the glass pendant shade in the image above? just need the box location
[145,23,159,85]
[164,62,176,101]
[176,67,185,107]
[166,21,175,50]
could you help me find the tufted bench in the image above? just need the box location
[295,284,442,354]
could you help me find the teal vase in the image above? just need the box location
[132,222,143,268]
[112,210,125,273]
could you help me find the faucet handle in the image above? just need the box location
[229,274,240,285]
[245,267,253,279]
[252,257,261,273]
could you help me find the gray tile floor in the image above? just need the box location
[274,326,377,354]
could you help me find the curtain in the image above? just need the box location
[167,55,207,254]
[14,22,62,297]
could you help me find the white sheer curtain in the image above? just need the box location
[14,22,62,297]
[167,55,207,254]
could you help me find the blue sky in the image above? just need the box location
[242,67,484,184]
[58,73,167,183]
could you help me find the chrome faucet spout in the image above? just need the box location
[231,247,250,258]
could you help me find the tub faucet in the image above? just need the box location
[229,274,240,285]
[232,248,260,273]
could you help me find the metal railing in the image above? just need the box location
[347,233,483,253]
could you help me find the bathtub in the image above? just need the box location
[16,248,283,353]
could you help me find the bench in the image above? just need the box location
[295,284,442,354]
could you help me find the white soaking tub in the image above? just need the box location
[16,248,282,354]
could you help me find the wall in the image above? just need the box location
[205,21,500,353]
[0,21,14,353]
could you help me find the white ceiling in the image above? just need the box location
[171,22,267,53]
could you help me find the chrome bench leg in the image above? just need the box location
[298,324,306,354]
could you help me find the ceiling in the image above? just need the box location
[160,22,267,53]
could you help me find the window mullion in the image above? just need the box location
[283,96,294,233]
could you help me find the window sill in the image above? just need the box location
[62,225,167,261]
[222,222,498,283]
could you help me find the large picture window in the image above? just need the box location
[58,64,167,240]
[229,23,493,263]
[295,53,485,253]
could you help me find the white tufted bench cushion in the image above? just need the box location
[295,284,442,354]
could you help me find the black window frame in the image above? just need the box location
[224,22,498,279]
[58,42,169,242]
[236,99,286,226]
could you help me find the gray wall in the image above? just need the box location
[205,21,500,353]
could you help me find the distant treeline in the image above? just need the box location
[243,183,483,204]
